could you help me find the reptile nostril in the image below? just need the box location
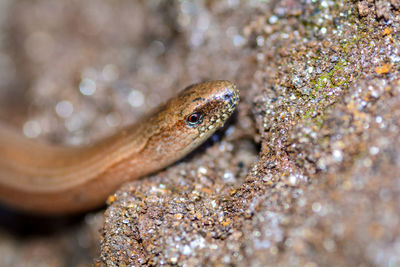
[223,92,232,100]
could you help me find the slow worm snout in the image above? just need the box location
[0,80,239,214]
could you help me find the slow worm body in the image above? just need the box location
[0,80,239,214]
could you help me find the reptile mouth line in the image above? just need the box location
[197,89,239,137]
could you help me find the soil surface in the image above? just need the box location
[0,0,399,266]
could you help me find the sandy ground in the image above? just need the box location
[0,0,399,266]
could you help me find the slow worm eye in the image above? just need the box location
[186,112,203,126]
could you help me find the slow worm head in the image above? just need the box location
[0,80,239,214]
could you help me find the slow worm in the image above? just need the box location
[0,80,239,214]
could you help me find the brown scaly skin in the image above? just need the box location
[0,80,239,214]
